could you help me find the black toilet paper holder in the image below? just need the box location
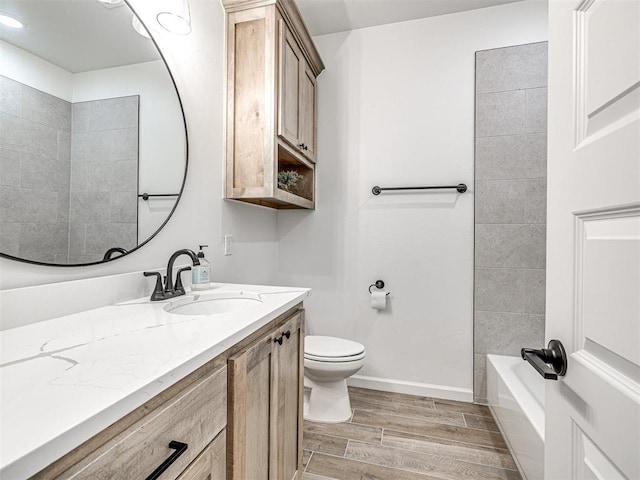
[368,280,391,296]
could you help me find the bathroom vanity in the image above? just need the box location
[0,283,309,480]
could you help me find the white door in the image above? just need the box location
[546,0,640,478]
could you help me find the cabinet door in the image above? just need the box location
[177,430,226,480]
[278,20,303,150]
[273,312,304,480]
[299,63,317,163]
[227,333,276,480]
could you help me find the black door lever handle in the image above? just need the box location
[521,339,567,380]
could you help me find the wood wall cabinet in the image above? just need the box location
[227,311,304,480]
[223,0,324,209]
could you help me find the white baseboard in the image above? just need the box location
[347,374,473,403]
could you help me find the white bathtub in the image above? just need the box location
[487,354,545,480]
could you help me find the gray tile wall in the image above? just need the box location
[0,76,139,264]
[69,96,139,263]
[473,42,548,403]
[0,76,71,263]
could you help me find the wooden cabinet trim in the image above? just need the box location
[222,0,324,75]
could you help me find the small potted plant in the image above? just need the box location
[278,170,303,192]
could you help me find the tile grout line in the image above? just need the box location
[347,419,509,452]
[351,409,467,429]
[304,451,313,473]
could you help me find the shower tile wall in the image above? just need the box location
[0,76,71,263]
[473,42,548,403]
[69,96,139,263]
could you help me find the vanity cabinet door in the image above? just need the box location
[273,312,304,480]
[176,430,226,480]
[226,310,304,480]
[227,332,277,480]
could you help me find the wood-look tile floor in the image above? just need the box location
[301,387,521,480]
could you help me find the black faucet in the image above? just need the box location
[143,249,201,301]
[165,249,200,294]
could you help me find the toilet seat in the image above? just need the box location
[304,335,365,363]
[304,351,366,362]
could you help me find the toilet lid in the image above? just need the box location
[305,335,365,358]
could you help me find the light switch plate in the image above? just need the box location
[224,235,233,256]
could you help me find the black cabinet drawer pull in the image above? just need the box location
[283,330,291,339]
[145,441,188,480]
[274,335,284,345]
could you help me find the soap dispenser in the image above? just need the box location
[191,245,211,290]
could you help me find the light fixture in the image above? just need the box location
[156,0,191,35]
[0,12,24,29]
[132,14,150,38]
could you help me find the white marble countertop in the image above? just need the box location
[0,283,309,479]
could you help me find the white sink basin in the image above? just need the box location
[164,291,263,316]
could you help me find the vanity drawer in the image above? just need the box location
[176,429,226,480]
[58,366,227,480]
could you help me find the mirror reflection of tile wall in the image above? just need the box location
[69,97,138,264]
[0,75,138,264]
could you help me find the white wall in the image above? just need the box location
[277,0,548,400]
[0,39,73,101]
[0,0,279,291]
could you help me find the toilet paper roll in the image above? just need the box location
[371,291,387,310]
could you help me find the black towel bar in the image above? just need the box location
[372,184,467,195]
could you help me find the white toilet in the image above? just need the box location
[303,335,366,423]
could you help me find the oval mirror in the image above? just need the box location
[0,0,187,266]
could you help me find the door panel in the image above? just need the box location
[576,0,640,141]
[546,0,640,478]
[574,425,626,480]
[579,210,640,365]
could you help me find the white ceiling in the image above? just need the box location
[0,0,528,74]
[0,0,159,73]
[295,0,527,36]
